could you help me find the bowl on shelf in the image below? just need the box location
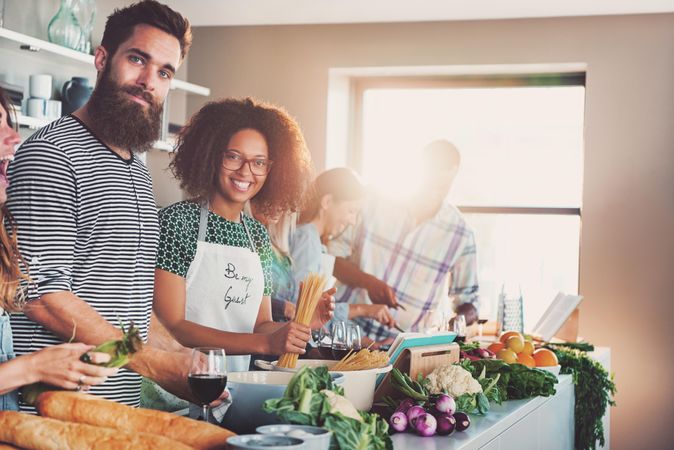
[227,434,306,450]
[254,358,391,411]
[223,371,344,434]
[257,425,331,450]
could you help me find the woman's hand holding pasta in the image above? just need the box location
[267,321,311,355]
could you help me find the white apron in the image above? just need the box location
[185,205,265,373]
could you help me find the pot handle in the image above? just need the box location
[61,79,74,105]
[254,359,275,371]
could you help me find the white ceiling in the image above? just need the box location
[163,0,674,27]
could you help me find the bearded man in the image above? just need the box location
[6,1,204,409]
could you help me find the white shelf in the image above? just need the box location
[16,113,52,129]
[0,27,210,96]
[17,113,176,152]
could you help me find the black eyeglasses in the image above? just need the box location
[221,150,273,176]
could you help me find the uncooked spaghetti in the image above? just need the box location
[331,348,390,371]
[276,273,327,368]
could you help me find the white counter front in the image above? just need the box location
[391,374,574,450]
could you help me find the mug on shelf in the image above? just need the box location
[29,74,53,100]
[46,100,62,120]
[26,98,47,119]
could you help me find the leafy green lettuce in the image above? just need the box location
[263,366,392,450]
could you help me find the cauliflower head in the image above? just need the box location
[426,364,483,397]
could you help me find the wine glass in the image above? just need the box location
[452,314,467,343]
[315,327,333,360]
[347,323,362,351]
[188,347,227,423]
[330,320,349,360]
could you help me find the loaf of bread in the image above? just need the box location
[37,391,234,450]
[0,410,197,450]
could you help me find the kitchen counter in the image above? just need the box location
[391,374,574,450]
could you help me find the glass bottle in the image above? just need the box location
[72,0,96,54]
[47,0,82,51]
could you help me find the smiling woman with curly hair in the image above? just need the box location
[154,97,334,380]
[170,97,312,218]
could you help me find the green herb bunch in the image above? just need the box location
[551,347,616,450]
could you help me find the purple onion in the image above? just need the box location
[406,405,426,425]
[434,394,456,415]
[436,414,456,436]
[389,411,408,433]
[396,398,416,414]
[413,413,437,437]
[454,411,471,431]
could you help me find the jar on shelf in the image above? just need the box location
[47,0,82,51]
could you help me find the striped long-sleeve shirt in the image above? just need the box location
[6,115,159,408]
[328,194,479,341]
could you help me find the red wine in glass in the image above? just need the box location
[189,347,226,423]
[332,345,350,360]
[318,344,334,359]
[188,374,227,405]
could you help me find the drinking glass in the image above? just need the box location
[330,320,349,360]
[188,347,227,423]
[347,323,362,351]
[315,327,333,359]
[452,314,467,343]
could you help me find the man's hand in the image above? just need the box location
[365,276,398,308]
[353,304,396,329]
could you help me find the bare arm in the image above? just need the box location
[333,257,399,308]
[154,268,310,356]
[24,292,195,401]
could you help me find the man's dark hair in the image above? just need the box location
[101,0,192,60]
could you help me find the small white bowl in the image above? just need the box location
[227,434,306,450]
[257,425,332,450]
[537,364,561,376]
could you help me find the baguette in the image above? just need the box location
[37,391,234,449]
[0,411,196,450]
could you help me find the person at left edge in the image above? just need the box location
[153,98,335,373]
[6,1,210,408]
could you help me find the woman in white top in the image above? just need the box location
[0,88,116,410]
[291,168,396,331]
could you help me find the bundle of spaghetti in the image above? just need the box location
[331,348,390,371]
[276,273,327,368]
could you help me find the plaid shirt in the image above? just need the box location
[328,195,479,341]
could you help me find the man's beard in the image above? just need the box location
[87,66,163,154]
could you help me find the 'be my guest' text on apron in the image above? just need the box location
[185,205,264,372]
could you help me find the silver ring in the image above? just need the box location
[75,384,81,392]
[78,375,86,385]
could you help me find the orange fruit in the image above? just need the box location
[516,353,536,368]
[487,342,505,354]
[499,331,523,343]
[521,341,535,356]
[533,348,559,367]
[496,348,518,364]
[506,335,524,353]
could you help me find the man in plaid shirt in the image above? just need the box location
[328,140,479,342]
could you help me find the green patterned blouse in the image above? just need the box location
[156,200,273,296]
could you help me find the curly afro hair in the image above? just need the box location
[170,98,314,218]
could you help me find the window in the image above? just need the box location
[349,73,585,329]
